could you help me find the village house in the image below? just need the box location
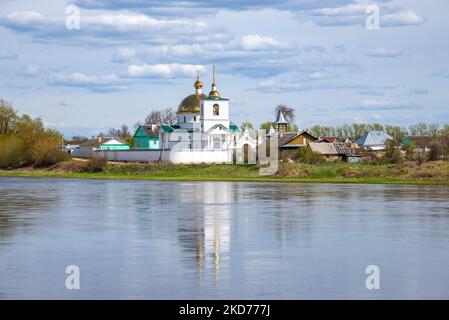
[402,135,433,153]
[356,131,393,151]
[72,137,130,157]
[310,142,362,163]
[133,125,160,149]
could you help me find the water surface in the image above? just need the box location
[1,177,449,299]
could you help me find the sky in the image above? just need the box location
[0,0,448,138]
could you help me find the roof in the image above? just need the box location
[161,124,175,133]
[134,125,159,137]
[310,142,358,156]
[402,135,432,147]
[277,132,298,146]
[357,131,392,146]
[205,124,232,134]
[229,123,240,132]
[276,131,317,147]
[79,137,129,148]
[322,136,338,143]
[274,110,288,125]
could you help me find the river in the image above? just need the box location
[1,177,449,299]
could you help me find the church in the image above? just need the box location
[158,65,241,163]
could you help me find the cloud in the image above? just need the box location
[49,72,128,92]
[74,0,356,16]
[240,34,287,51]
[382,10,426,27]
[409,88,429,95]
[127,63,205,79]
[360,99,417,110]
[305,4,426,27]
[0,11,214,45]
[250,79,365,93]
[0,49,18,60]
[433,70,449,78]
[111,48,136,63]
[366,47,404,58]
[18,64,40,77]
[49,101,73,108]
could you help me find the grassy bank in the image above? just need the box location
[1,160,449,185]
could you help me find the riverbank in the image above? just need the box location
[1,160,449,185]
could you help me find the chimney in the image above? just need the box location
[98,136,103,143]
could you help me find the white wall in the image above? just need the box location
[76,149,232,164]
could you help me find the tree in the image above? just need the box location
[108,128,120,137]
[260,121,272,131]
[275,104,295,123]
[409,123,428,135]
[145,108,176,125]
[240,121,253,131]
[0,104,67,168]
[382,141,403,164]
[428,141,443,161]
[120,124,130,137]
[428,123,440,138]
[0,99,18,135]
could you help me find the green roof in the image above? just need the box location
[161,124,174,133]
[230,123,240,132]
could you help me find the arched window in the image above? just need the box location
[213,104,219,116]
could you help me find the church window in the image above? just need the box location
[213,104,219,116]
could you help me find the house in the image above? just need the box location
[356,131,392,151]
[72,137,130,157]
[310,142,362,162]
[277,131,318,160]
[402,135,432,153]
[134,125,160,149]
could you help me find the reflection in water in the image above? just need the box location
[176,182,232,288]
[1,177,449,299]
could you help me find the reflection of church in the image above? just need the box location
[161,65,241,163]
[176,182,233,286]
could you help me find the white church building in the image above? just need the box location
[160,65,241,163]
[88,65,266,164]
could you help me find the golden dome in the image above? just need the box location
[208,87,221,99]
[177,93,207,114]
[194,76,203,89]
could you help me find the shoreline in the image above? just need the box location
[1,169,449,186]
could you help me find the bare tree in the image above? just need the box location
[108,128,120,137]
[145,108,176,125]
[275,104,295,123]
[119,124,130,137]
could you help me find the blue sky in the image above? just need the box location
[0,0,448,138]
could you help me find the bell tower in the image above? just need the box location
[201,64,230,133]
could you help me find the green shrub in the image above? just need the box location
[428,141,443,161]
[32,140,70,168]
[381,141,403,164]
[0,136,24,168]
[298,147,324,164]
[85,156,108,172]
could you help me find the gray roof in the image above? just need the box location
[356,131,392,146]
[274,110,288,125]
[310,142,358,156]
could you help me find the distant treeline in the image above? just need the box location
[0,99,69,169]
[309,123,449,140]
